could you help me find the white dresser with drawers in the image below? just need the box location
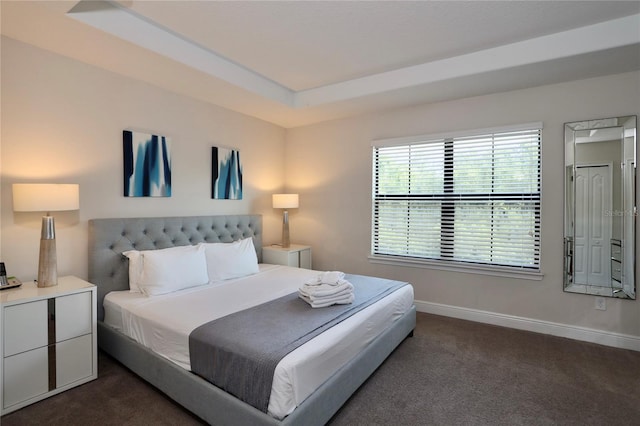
[1,276,97,415]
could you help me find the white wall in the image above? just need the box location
[0,37,286,281]
[285,71,640,341]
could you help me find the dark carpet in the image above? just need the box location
[2,312,639,425]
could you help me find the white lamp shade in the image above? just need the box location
[13,184,80,212]
[272,193,299,209]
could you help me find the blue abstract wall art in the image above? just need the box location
[123,130,172,197]
[212,146,242,200]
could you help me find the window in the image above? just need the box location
[371,123,542,275]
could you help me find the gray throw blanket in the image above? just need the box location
[188,274,408,413]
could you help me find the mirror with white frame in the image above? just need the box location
[564,115,636,299]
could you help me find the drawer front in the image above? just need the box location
[3,347,49,409]
[299,249,312,269]
[287,252,300,267]
[4,300,48,357]
[55,291,92,342]
[263,249,287,266]
[56,334,93,388]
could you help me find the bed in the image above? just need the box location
[88,215,416,425]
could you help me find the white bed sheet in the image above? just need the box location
[103,264,414,419]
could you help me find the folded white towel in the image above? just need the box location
[320,271,345,284]
[299,271,355,308]
[299,291,354,308]
[298,284,353,302]
[299,281,353,298]
[304,271,346,286]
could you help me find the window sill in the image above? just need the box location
[368,254,544,281]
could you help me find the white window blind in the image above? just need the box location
[372,124,541,271]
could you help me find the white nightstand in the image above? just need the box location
[0,276,97,415]
[263,244,312,269]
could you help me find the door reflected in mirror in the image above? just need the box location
[564,116,636,299]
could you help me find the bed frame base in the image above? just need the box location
[89,215,416,424]
[98,305,416,425]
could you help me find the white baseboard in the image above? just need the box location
[415,300,640,352]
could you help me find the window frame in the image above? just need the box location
[369,122,544,281]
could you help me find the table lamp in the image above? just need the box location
[272,194,299,248]
[12,183,80,287]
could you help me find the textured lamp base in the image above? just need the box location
[38,239,57,287]
[282,210,291,248]
[38,216,58,287]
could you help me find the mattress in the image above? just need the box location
[103,264,414,419]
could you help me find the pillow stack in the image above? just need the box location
[122,237,259,296]
[123,245,209,296]
[298,271,354,308]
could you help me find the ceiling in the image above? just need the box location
[2,1,640,128]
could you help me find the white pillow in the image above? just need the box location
[202,238,259,281]
[137,245,209,296]
[122,250,143,293]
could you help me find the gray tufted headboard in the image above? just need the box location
[88,215,262,320]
